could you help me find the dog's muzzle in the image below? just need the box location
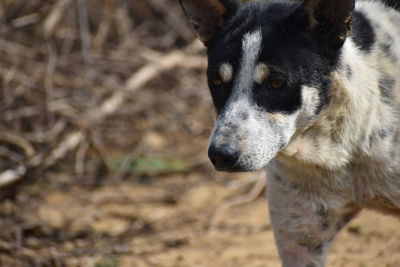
[208,143,240,172]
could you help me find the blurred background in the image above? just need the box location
[0,0,399,266]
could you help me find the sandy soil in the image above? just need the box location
[2,0,399,266]
[2,172,399,267]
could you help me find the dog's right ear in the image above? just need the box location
[299,0,355,48]
[179,0,239,45]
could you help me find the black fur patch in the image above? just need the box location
[384,0,400,11]
[298,237,325,256]
[369,127,393,145]
[336,212,355,231]
[379,77,395,103]
[345,64,352,79]
[291,183,299,190]
[316,205,328,218]
[380,42,398,63]
[351,11,375,52]
[321,221,330,231]
[207,1,336,115]
[316,77,331,114]
[317,205,331,231]
[275,175,283,182]
[239,111,249,120]
[378,30,399,63]
[310,243,324,255]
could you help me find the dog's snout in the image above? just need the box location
[208,144,239,171]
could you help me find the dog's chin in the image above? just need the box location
[212,161,269,173]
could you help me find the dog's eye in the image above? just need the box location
[213,77,223,86]
[269,80,285,89]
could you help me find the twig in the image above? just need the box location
[0,42,204,189]
[0,40,36,59]
[111,133,148,181]
[0,152,44,188]
[146,0,194,43]
[76,0,94,82]
[87,44,204,123]
[0,146,24,163]
[93,0,113,50]
[75,137,90,178]
[44,41,57,126]
[0,132,35,157]
[15,226,22,267]
[0,65,37,89]
[24,120,67,143]
[11,13,40,28]
[208,172,267,232]
[0,240,37,259]
[0,166,27,188]
[43,131,84,168]
[114,0,133,46]
[3,101,77,121]
[43,0,73,38]
[50,43,204,166]
[87,130,111,175]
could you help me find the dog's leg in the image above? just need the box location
[267,173,360,267]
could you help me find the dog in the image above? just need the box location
[179,0,400,266]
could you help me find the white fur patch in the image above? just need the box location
[301,86,320,116]
[296,85,320,129]
[235,29,262,94]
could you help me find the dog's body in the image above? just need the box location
[179,0,400,266]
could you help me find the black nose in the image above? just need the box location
[208,144,239,170]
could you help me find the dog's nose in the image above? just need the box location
[208,144,239,170]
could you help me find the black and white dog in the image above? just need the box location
[179,0,400,266]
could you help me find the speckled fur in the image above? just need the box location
[180,0,400,266]
[269,2,400,266]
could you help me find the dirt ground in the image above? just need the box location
[1,170,399,267]
[1,1,399,266]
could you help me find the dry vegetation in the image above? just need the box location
[0,0,210,189]
[0,0,399,266]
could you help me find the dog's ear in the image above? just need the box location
[179,0,239,45]
[299,0,355,48]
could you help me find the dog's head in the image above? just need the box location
[179,0,355,172]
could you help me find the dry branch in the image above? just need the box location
[209,172,267,232]
[0,0,215,265]
[48,43,205,169]
[0,166,27,188]
[43,0,73,38]
[0,41,205,189]
[146,0,194,42]
[0,132,35,157]
[76,0,94,82]
[88,44,204,122]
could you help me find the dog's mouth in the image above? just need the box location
[207,110,292,173]
[211,161,266,173]
[208,144,268,173]
[212,164,248,173]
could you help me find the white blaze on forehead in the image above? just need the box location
[235,29,262,93]
[219,63,233,82]
[254,63,269,84]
